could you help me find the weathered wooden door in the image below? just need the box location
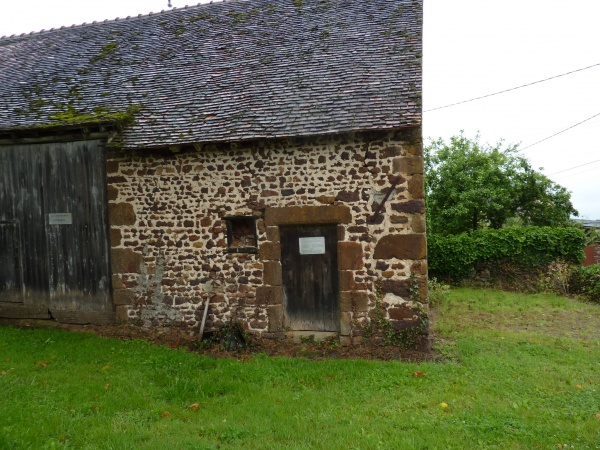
[280,225,339,332]
[0,140,113,323]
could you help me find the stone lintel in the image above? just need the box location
[265,205,351,226]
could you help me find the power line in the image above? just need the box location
[424,62,600,113]
[519,111,600,151]
[548,158,600,176]
[553,164,600,181]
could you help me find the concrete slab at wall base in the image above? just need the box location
[285,331,338,343]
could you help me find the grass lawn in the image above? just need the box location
[1,288,599,449]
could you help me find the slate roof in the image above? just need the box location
[0,0,422,149]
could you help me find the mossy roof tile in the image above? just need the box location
[0,0,422,148]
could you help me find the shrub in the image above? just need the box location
[428,226,586,284]
[427,277,450,307]
[538,260,574,295]
[571,264,600,303]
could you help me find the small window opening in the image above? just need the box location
[224,216,258,253]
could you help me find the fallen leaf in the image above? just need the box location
[443,408,453,413]
[36,361,49,367]
[412,371,426,377]
[102,365,110,370]
[1,371,7,376]
[576,385,583,390]
[105,384,110,391]
[439,402,448,408]
[595,413,600,420]
[188,403,199,410]
[160,411,170,418]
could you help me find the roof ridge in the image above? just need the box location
[0,1,233,41]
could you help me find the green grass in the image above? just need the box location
[1,288,599,449]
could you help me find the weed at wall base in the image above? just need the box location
[359,298,428,349]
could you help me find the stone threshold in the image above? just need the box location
[285,331,338,342]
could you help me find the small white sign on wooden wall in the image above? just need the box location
[299,236,326,255]
[48,213,72,225]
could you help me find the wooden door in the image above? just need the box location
[280,225,340,332]
[0,140,113,322]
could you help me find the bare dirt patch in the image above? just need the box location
[0,318,438,362]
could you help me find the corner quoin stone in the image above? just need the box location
[256,286,283,305]
[340,311,352,335]
[263,261,282,286]
[112,288,135,305]
[373,234,426,260]
[110,248,143,274]
[338,241,364,270]
[393,157,423,176]
[108,202,136,226]
[267,304,283,332]
[340,291,369,312]
[259,242,281,261]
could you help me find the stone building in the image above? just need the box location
[0,0,426,340]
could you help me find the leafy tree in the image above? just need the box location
[425,133,578,235]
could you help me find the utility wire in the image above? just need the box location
[424,63,600,113]
[519,111,600,151]
[553,164,600,181]
[552,166,598,183]
[548,158,600,176]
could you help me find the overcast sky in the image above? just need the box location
[1,0,598,219]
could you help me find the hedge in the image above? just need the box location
[428,226,586,282]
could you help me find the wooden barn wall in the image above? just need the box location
[0,140,113,323]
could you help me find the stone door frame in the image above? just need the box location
[258,205,366,336]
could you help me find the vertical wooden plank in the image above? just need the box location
[0,221,23,302]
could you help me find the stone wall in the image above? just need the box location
[106,128,427,336]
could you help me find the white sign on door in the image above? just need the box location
[48,213,72,225]
[299,236,326,255]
